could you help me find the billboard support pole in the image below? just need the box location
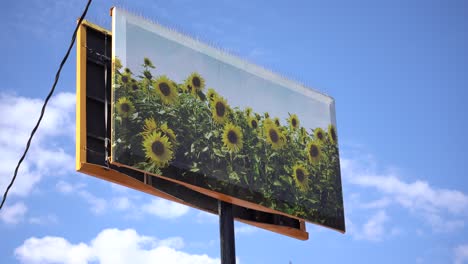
[219,200,236,264]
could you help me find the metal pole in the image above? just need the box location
[219,200,236,264]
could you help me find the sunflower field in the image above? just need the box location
[112,58,344,230]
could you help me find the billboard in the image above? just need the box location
[111,8,345,232]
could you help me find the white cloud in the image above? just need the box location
[15,228,219,264]
[455,244,468,264]
[0,201,28,225]
[351,210,389,242]
[0,92,75,198]
[341,156,468,233]
[141,198,190,219]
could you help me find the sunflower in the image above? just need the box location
[263,118,274,127]
[143,132,174,168]
[248,116,259,130]
[124,68,132,75]
[142,117,157,135]
[306,140,322,164]
[119,74,130,85]
[143,57,155,68]
[153,76,178,104]
[255,113,262,121]
[328,124,338,144]
[264,123,284,149]
[222,123,243,153]
[273,117,281,127]
[314,127,326,144]
[160,123,177,145]
[245,107,253,117]
[130,79,139,91]
[211,96,229,124]
[292,164,309,191]
[206,88,218,101]
[186,72,205,93]
[113,58,123,71]
[288,114,300,129]
[116,97,135,118]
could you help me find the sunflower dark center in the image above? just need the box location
[317,131,323,140]
[309,145,319,157]
[251,120,258,129]
[159,82,171,96]
[144,71,152,79]
[292,118,297,127]
[215,102,225,117]
[121,76,129,83]
[227,130,238,144]
[192,76,201,87]
[269,129,279,143]
[132,84,138,91]
[120,103,130,113]
[151,141,165,156]
[331,128,337,141]
[296,169,305,182]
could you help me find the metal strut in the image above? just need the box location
[219,200,236,264]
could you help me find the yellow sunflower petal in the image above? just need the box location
[142,131,174,168]
[153,75,178,105]
[211,96,230,125]
[116,97,135,118]
[288,114,300,129]
[222,123,243,153]
[306,140,322,164]
[292,164,309,191]
[328,124,338,144]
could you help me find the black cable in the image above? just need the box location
[0,0,93,211]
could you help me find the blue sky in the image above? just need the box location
[1,0,468,263]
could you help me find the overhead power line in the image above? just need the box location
[0,0,93,211]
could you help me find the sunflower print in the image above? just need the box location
[143,131,174,168]
[264,123,284,149]
[206,88,218,101]
[306,140,322,164]
[328,124,338,144]
[292,164,309,191]
[273,117,281,127]
[288,114,300,129]
[222,123,243,153]
[153,75,178,104]
[245,107,253,117]
[116,97,135,118]
[142,117,157,136]
[186,72,205,93]
[211,96,229,124]
[143,57,155,68]
[314,127,326,144]
[248,116,259,130]
[160,123,177,146]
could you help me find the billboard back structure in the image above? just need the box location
[110,8,345,232]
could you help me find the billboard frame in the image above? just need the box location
[76,19,308,241]
[109,7,344,234]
